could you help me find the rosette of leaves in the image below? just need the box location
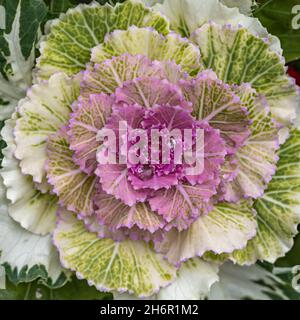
[0,0,300,300]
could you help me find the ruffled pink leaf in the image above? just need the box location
[180,71,251,155]
[149,182,215,231]
[184,121,226,186]
[116,77,192,110]
[94,189,165,233]
[68,93,113,175]
[95,164,149,206]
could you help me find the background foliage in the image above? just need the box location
[254,0,300,63]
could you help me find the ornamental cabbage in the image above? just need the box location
[0,0,299,299]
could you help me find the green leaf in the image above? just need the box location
[53,210,176,298]
[1,0,18,33]
[37,0,170,79]
[91,27,201,75]
[193,23,298,125]
[19,0,48,59]
[0,275,112,300]
[3,264,68,288]
[44,0,74,16]
[254,0,300,63]
[230,129,300,265]
[43,1,127,19]
[276,232,300,267]
[96,0,126,4]
[156,201,257,265]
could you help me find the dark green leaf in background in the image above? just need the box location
[0,0,47,60]
[2,0,19,33]
[2,264,68,288]
[43,0,76,18]
[19,0,48,59]
[0,275,113,300]
[255,263,300,300]
[45,0,74,14]
[43,1,126,22]
[96,0,125,4]
[254,0,300,63]
[0,0,47,92]
[276,232,300,267]
[0,0,12,77]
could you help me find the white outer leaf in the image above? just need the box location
[221,0,255,15]
[142,0,163,6]
[0,200,63,282]
[143,0,255,15]
[153,0,281,53]
[157,259,219,300]
[0,117,58,235]
[114,259,219,300]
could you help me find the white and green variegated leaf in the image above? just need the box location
[114,258,219,300]
[220,0,255,15]
[155,201,257,265]
[14,72,80,184]
[0,2,30,120]
[153,0,280,53]
[91,26,201,75]
[223,85,280,200]
[0,0,46,120]
[0,203,64,285]
[0,117,58,235]
[53,210,177,298]
[192,23,299,125]
[145,0,256,16]
[157,258,219,300]
[230,129,300,265]
[209,262,300,300]
[36,0,170,79]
